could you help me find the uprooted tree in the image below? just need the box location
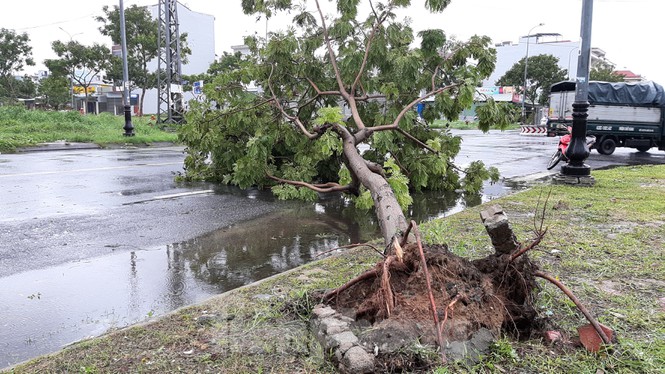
[180,0,610,367]
[180,0,516,245]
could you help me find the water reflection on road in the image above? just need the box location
[0,182,520,369]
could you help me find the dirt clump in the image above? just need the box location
[326,242,539,336]
[318,206,543,370]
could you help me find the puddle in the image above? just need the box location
[0,181,522,369]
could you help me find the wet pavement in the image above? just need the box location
[2,131,665,368]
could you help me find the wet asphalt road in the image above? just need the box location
[2,131,665,279]
[453,129,665,180]
[0,146,279,278]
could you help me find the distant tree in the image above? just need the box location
[0,28,35,102]
[97,5,191,115]
[38,74,70,109]
[0,75,37,101]
[13,75,37,99]
[97,5,157,116]
[496,54,567,106]
[45,41,111,113]
[207,51,244,77]
[183,51,245,92]
[590,61,625,82]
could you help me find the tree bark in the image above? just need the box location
[139,86,146,117]
[340,130,408,244]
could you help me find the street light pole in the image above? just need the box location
[119,0,134,136]
[522,23,544,124]
[559,0,594,184]
[58,27,82,111]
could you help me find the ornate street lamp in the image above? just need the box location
[119,0,135,136]
[58,27,82,111]
[522,23,544,124]
[559,0,594,184]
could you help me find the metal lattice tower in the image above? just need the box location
[157,0,183,124]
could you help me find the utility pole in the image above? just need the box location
[119,0,134,136]
[157,0,184,125]
[557,0,594,185]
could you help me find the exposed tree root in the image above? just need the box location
[411,220,447,363]
[320,203,613,369]
[534,270,611,344]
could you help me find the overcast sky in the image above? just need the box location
[3,0,663,84]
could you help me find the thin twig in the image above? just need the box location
[510,229,547,261]
[396,128,439,154]
[534,271,611,345]
[411,220,447,364]
[315,243,384,258]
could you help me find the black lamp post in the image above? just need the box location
[120,0,135,136]
[559,0,594,184]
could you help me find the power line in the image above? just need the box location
[14,14,97,31]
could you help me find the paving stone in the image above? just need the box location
[341,346,374,374]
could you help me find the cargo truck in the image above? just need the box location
[546,80,665,155]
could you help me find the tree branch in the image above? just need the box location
[367,82,462,133]
[313,0,369,131]
[314,0,349,99]
[306,77,341,96]
[266,65,320,139]
[396,128,438,154]
[266,173,357,194]
[364,159,385,176]
[351,10,388,93]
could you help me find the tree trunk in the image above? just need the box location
[139,86,146,117]
[341,132,408,244]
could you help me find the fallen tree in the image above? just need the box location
[180,1,610,370]
[180,0,515,244]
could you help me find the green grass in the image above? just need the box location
[0,106,178,153]
[431,119,521,130]
[421,165,665,373]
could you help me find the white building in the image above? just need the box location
[484,33,583,87]
[137,2,216,114]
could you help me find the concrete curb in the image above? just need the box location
[14,141,178,153]
[16,141,101,153]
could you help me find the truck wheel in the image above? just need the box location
[598,138,616,155]
[636,146,651,152]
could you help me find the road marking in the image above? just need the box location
[0,162,182,178]
[122,190,215,205]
